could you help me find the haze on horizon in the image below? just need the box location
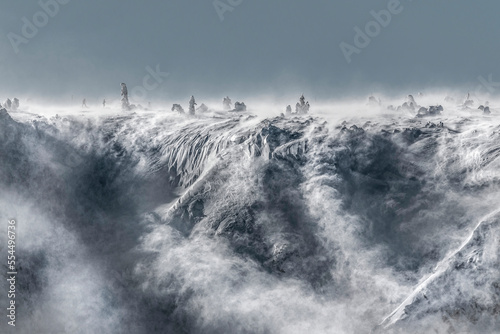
[1,0,499,103]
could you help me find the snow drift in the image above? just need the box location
[0,101,499,333]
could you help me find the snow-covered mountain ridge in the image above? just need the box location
[0,102,499,333]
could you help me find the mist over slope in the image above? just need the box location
[0,97,499,333]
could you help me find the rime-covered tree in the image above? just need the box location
[295,94,310,114]
[189,96,197,115]
[234,102,246,112]
[172,104,184,113]
[223,96,232,111]
[121,83,130,111]
[4,98,12,110]
[463,92,474,107]
[12,98,19,111]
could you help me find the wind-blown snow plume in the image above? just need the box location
[0,100,499,333]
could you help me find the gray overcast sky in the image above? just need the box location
[1,0,499,102]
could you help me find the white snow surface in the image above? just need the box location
[0,95,499,333]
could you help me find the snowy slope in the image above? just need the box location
[0,101,499,334]
[378,210,500,333]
